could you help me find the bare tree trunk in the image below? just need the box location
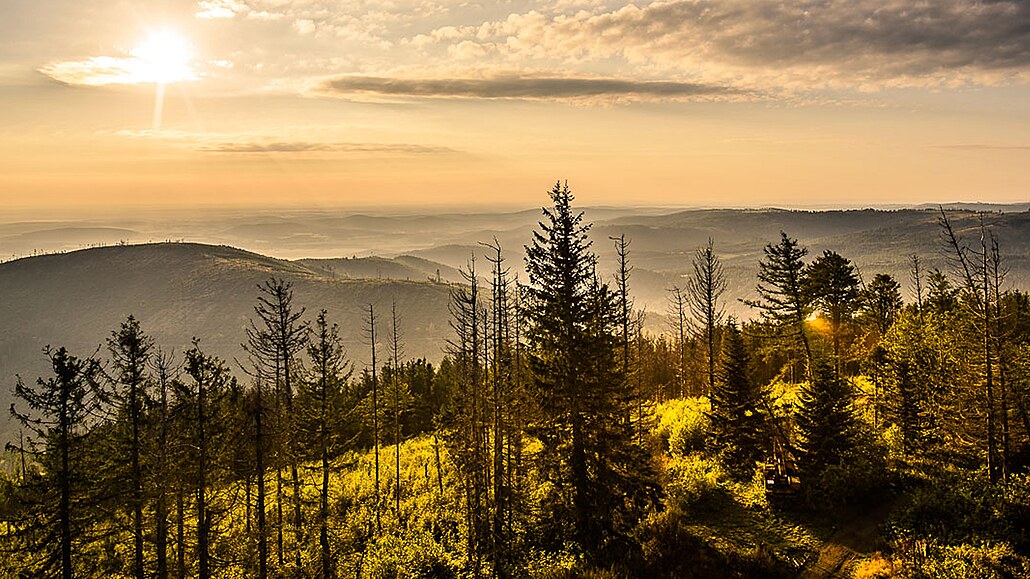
[391,301,403,522]
[367,304,381,534]
[256,381,268,579]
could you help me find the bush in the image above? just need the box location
[804,422,889,510]
[665,453,730,514]
[653,398,711,457]
[890,473,1030,550]
[906,541,1030,579]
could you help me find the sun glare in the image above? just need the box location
[130,30,196,84]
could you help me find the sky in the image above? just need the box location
[1,0,1028,213]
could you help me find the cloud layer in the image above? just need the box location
[317,75,742,101]
[410,0,1030,90]
[26,0,1030,98]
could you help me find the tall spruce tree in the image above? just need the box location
[796,361,857,479]
[298,310,353,579]
[687,238,727,397]
[180,343,236,579]
[247,278,308,566]
[9,347,101,579]
[746,232,813,376]
[710,322,768,478]
[444,256,489,575]
[104,315,154,579]
[863,274,903,338]
[149,349,178,579]
[805,250,862,377]
[524,181,658,562]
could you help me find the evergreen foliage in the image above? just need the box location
[862,273,903,337]
[524,181,658,563]
[297,309,354,579]
[805,250,862,375]
[8,347,101,579]
[745,232,813,374]
[710,322,769,478]
[686,238,727,398]
[796,361,857,480]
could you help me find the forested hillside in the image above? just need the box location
[2,187,1030,578]
[0,243,453,441]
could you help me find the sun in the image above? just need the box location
[130,30,196,85]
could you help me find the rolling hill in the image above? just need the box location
[0,243,455,441]
[4,206,1030,441]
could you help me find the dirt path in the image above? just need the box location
[797,500,895,578]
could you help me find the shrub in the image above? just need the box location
[653,398,711,457]
[665,453,729,514]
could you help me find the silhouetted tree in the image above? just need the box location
[9,347,101,579]
[746,232,813,376]
[104,315,153,579]
[687,238,726,397]
[863,273,903,338]
[667,285,688,399]
[179,342,236,579]
[298,310,353,578]
[524,181,658,562]
[248,278,308,565]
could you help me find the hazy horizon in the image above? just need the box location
[2,0,1028,210]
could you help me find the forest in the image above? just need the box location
[2,182,1029,578]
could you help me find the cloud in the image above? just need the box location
[39,56,199,86]
[199,141,457,154]
[315,74,743,102]
[435,0,1030,90]
[196,0,248,19]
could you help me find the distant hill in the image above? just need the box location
[0,243,454,442]
[585,208,1030,316]
[297,255,464,284]
[4,207,1030,441]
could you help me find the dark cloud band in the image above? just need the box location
[316,75,743,100]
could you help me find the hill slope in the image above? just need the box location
[0,243,454,441]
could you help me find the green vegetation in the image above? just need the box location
[2,196,1030,577]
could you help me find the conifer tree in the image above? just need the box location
[104,315,153,579]
[524,181,658,562]
[687,238,727,397]
[364,303,383,534]
[149,349,178,579]
[246,278,308,566]
[667,285,688,399]
[389,301,404,519]
[710,322,768,478]
[9,347,101,579]
[805,250,862,376]
[299,310,353,579]
[863,273,903,338]
[180,342,236,579]
[796,361,857,479]
[610,234,634,383]
[746,232,813,376]
[444,256,489,574]
[484,239,518,576]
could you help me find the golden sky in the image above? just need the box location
[1,0,1028,211]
